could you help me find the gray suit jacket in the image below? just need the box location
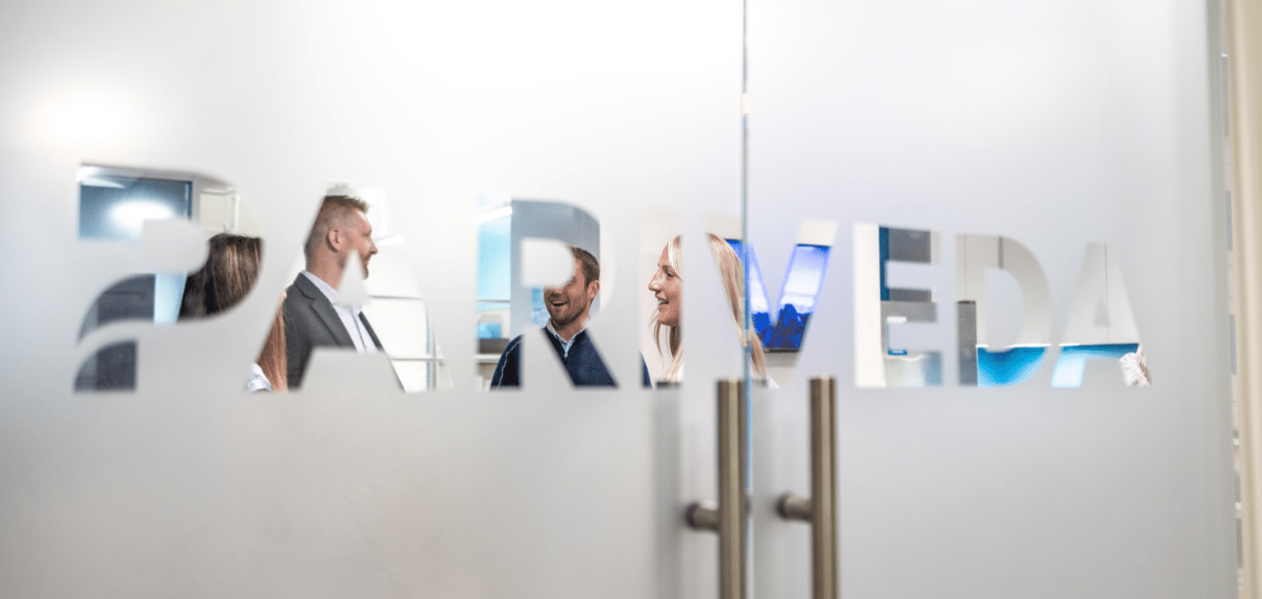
[284,273,384,389]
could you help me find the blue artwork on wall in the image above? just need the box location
[1051,343,1141,387]
[977,346,1047,387]
[727,240,830,352]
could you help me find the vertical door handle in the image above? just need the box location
[686,379,747,599]
[777,376,839,599]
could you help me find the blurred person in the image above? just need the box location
[491,246,651,388]
[179,233,287,392]
[648,234,768,385]
[284,195,383,389]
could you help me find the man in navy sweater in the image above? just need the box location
[491,246,650,388]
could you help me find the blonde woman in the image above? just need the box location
[648,234,768,384]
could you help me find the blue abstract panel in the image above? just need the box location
[1050,343,1140,387]
[977,346,1047,387]
[727,240,830,351]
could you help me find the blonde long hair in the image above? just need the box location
[651,234,767,383]
[653,236,685,382]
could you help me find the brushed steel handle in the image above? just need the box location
[686,379,748,599]
[777,376,838,599]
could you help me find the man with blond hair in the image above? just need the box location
[284,195,383,389]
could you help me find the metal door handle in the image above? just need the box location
[777,376,839,599]
[686,379,747,599]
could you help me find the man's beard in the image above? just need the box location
[551,309,582,329]
[548,296,585,329]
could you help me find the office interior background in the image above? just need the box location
[3,0,1262,597]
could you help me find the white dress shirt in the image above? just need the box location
[301,271,378,353]
[247,363,272,393]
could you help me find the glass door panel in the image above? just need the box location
[745,1,1234,598]
[0,0,751,597]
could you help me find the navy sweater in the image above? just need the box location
[490,328,651,388]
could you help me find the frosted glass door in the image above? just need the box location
[0,1,751,597]
[743,1,1235,598]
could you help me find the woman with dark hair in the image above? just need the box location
[180,233,287,392]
